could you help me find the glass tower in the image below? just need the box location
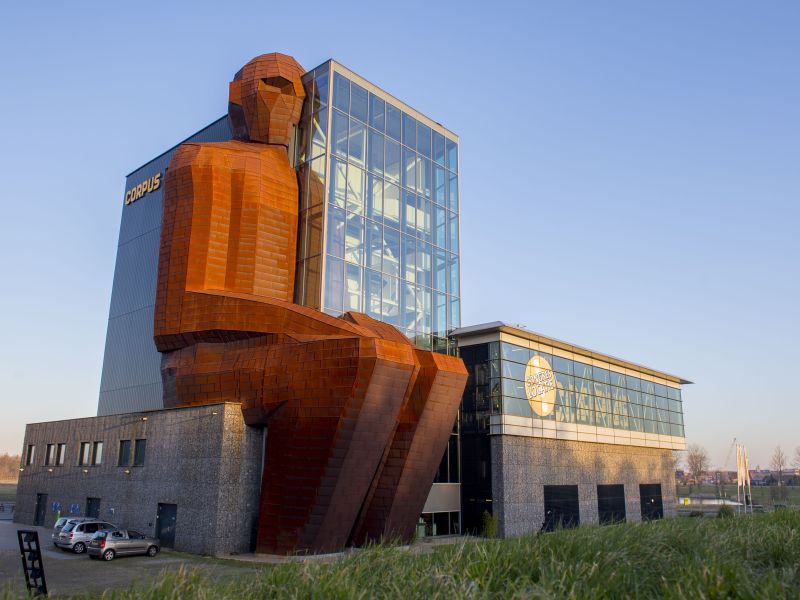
[294,61,461,354]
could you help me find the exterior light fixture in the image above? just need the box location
[18,467,24,472]
[47,468,54,473]
[82,469,89,474]
[141,416,148,421]
[211,411,218,415]
[124,469,131,475]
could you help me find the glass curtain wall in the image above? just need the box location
[487,341,685,437]
[296,65,460,354]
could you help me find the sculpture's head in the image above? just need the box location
[229,53,306,146]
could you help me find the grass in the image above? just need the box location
[678,484,800,507]
[6,509,799,599]
[0,483,16,503]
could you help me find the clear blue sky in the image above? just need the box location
[1,1,798,469]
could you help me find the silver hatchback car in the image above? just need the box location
[51,517,91,547]
[88,529,160,561]
[55,520,116,554]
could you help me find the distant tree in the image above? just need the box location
[686,444,709,493]
[0,454,21,482]
[794,446,800,470]
[771,446,787,501]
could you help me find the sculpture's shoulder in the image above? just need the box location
[170,139,290,170]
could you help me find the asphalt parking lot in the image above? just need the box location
[0,521,258,597]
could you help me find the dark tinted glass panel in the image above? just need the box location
[543,485,580,531]
[118,440,131,467]
[597,484,626,524]
[640,484,663,520]
[134,439,146,466]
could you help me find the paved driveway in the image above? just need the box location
[0,521,257,596]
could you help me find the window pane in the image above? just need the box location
[418,286,431,333]
[448,296,461,330]
[402,235,416,282]
[369,93,385,131]
[403,190,416,235]
[401,282,416,330]
[417,157,431,200]
[402,147,416,191]
[314,72,329,111]
[386,103,402,141]
[383,227,400,276]
[433,165,446,205]
[348,119,366,167]
[416,241,432,287]
[133,439,146,466]
[344,213,364,265]
[118,440,131,467]
[350,82,368,122]
[434,292,447,338]
[346,164,364,214]
[447,211,459,253]
[329,158,347,208]
[310,109,327,160]
[366,175,383,221]
[383,182,400,228]
[326,204,345,258]
[324,256,344,313]
[402,113,417,148]
[332,72,349,112]
[417,196,431,242]
[448,253,459,296]
[381,274,400,325]
[385,138,401,182]
[433,205,446,248]
[432,131,446,165]
[331,110,348,158]
[434,248,447,292]
[446,139,458,171]
[365,221,382,271]
[417,122,431,157]
[345,263,362,311]
[367,129,384,176]
[448,172,458,212]
[364,268,382,319]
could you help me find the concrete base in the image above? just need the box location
[491,435,677,537]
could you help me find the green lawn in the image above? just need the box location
[678,484,800,507]
[8,509,797,599]
[0,484,16,503]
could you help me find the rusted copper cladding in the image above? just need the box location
[153,53,467,554]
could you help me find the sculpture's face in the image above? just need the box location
[229,53,306,146]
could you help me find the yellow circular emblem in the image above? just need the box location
[524,355,557,417]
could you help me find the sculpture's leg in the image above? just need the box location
[353,351,467,544]
[251,336,418,554]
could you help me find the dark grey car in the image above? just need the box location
[88,529,160,561]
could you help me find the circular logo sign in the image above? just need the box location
[524,355,557,417]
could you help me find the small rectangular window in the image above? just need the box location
[56,443,66,466]
[25,444,35,466]
[118,440,131,467]
[91,441,103,466]
[79,442,91,466]
[134,439,147,466]
[45,444,55,466]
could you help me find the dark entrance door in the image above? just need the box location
[156,503,177,548]
[86,497,101,519]
[542,485,580,531]
[640,483,664,520]
[597,484,626,524]
[33,494,48,526]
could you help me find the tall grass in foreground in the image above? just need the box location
[8,510,800,599]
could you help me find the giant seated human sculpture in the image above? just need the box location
[153,53,467,554]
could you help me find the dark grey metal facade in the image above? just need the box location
[97,117,231,416]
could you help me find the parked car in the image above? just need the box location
[88,529,160,561]
[51,517,91,547]
[55,520,116,554]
